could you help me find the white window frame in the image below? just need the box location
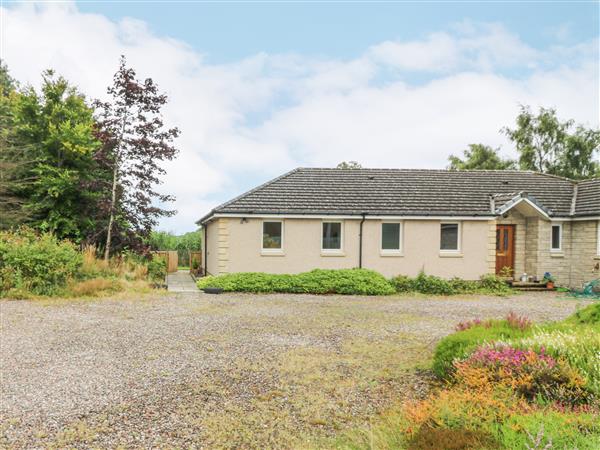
[380,221,403,255]
[550,222,562,252]
[321,220,344,253]
[440,221,462,253]
[261,220,284,254]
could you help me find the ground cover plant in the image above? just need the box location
[339,303,600,449]
[0,229,166,298]
[392,271,512,296]
[199,269,512,296]
[198,269,397,295]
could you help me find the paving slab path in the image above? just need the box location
[167,270,199,292]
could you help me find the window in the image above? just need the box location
[440,222,460,252]
[381,223,401,252]
[551,223,562,252]
[322,222,342,250]
[262,221,283,250]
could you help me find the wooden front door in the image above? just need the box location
[496,225,515,275]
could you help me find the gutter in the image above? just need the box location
[359,213,367,268]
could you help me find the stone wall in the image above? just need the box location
[569,220,600,288]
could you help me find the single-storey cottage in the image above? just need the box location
[198,168,600,288]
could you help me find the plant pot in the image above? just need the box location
[546,282,555,290]
[202,287,224,294]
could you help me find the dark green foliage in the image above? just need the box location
[0,228,82,295]
[391,272,511,296]
[11,70,105,241]
[503,105,600,179]
[448,143,516,171]
[147,256,167,282]
[566,303,600,326]
[432,322,531,379]
[148,229,201,265]
[197,269,396,296]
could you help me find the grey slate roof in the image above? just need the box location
[200,168,599,222]
[576,179,600,217]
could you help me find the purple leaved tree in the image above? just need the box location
[94,56,180,260]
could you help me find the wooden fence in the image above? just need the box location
[151,251,179,273]
[189,251,202,272]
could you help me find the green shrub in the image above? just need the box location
[432,321,532,379]
[391,271,511,296]
[197,269,396,296]
[566,303,600,326]
[0,229,82,296]
[497,411,600,449]
[147,256,167,282]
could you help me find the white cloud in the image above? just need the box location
[1,2,597,232]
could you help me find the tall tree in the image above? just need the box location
[448,144,516,170]
[11,70,103,239]
[336,161,362,169]
[0,62,31,228]
[502,105,599,179]
[94,57,179,260]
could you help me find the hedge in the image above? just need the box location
[197,268,396,296]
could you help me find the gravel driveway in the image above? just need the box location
[0,292,590,448]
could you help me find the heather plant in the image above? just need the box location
[433,319,532,378]
[455,318,493,331]
[505,311,533,331]
[455,345,593,406]
[506,327,600,396]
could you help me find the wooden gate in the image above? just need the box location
[152,251,179,273]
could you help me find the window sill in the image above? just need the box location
[261,250,285,257]
[380,251,404,257]
[321,251,345,257]
[550,252,564,258]
[594,256,600,260]
[439,252,463,258]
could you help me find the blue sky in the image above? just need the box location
[77,2,598,63]
[2,1,599,232]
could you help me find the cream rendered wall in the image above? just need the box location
[362,220,492,279]
[215,217,492,279]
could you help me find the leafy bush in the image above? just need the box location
[0,229,82,295]
[391,271,511,296]
[147,256,167,282]
[197,269,396,296]
[566,303,600,326]
[433,320,532,378]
